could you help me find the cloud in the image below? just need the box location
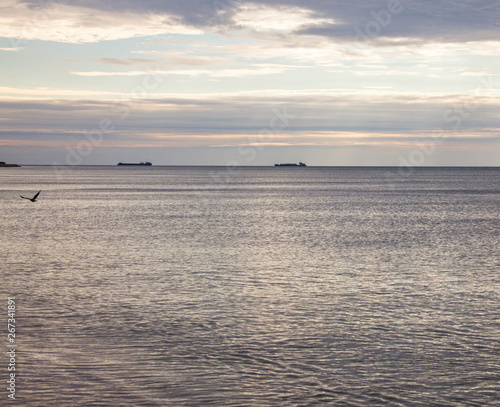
[229,3,336,33]
[0,47,24,51]
[0,1,201,44]
[71,64,291,78]
[117,52,230,67]
[295,0,500,44]
[0,86,130,100]
[97,58,159,66]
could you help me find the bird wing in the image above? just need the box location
[20,195,29,199]
[33,191,41,200]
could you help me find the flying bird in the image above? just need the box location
[20,190,41,202]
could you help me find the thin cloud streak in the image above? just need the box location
[0,47,24,51]
[71,65,291,78]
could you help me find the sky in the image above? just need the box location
[1,0,500,166]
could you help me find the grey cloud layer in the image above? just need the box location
[19,0,500,43]
[2,93,499,145]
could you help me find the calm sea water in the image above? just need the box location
[1,166,499,406]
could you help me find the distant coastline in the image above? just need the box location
[0,161,20,167]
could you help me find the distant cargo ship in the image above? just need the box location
[117,162,152,166]
[274,162,307,167]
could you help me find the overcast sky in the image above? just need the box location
[1,0,500,165]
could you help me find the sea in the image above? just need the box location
[1,166,499,406]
